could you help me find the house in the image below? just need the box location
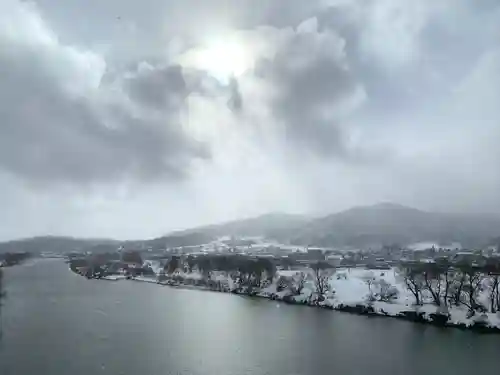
[453,251,486,266]
[289,249,325,263]
[326,254,343,267]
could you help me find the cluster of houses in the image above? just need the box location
[69,252,152,279]
[68,236,500,279]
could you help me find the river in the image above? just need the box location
[1,259,499,375]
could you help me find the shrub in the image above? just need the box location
[429,313,450,326]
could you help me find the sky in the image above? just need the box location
[1,0,500,240]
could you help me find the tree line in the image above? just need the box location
[78,250,500,314]
[75,250,340,300]
[158,254,277,294]
[398,259,500,316]
[158,255,336,300]
[274,261,335,301]
[0,252,31,266]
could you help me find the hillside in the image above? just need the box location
[2,204,500,253]
[170,212,310,240]
[121,232,214,251]
[289,203,500,248]
[0,236,119,254]
[163,204,500,248]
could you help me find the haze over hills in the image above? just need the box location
[160,203,500,248]
[170,212,310,239]
[288,203,500,248]
[2,203,500,253]
[173,203,500,248]
[0,236,120,254]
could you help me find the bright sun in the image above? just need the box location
[181,38,251,82]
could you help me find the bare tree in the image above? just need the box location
[311,262,333,296]
[450,270,466,306]
[375,279,399,302]
[361,272,375,300]
[276,275,293,292]
[399,264,424,305]
[196,256,213,280]
[315,273,330,296]
[460,265,484,314]
[292,272,306,295]
[166,256,180,275]
[442,265,455,308]
[186,255,196,273]
[156,268,167,283]
[484,259,500,313]
[254,258,276,288]
[487,275,500,313]
[422,263,443,306]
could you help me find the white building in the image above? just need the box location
[326,254,343,267]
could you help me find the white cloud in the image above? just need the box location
[0,0,500,240]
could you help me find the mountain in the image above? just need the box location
[2,204,500,253]
[0,214,307,254]
[0,236,119,254]
[121,232,214,251]
[170,212,310,240]
[288,203,500,248]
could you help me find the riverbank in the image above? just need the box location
[6,259,500,375]
[72,267,500,334]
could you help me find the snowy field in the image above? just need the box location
[337,268,498,328]
[262,267,500,329]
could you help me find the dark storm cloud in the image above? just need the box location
[227,76,243,112]
[0,63,206,185]
[256,20,364,157]
[124,64,187,110]
[0,4,208,185]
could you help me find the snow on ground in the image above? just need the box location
[143,260,163,274]
[133,275,158,284]
[326,268,408,306]
[182,271,203,280]
[276,269,303,277]
[211,271,237,290]
[321,267,500,329]
[408,242,440,251]
[330,270,369,305]
[95,264,500,330]
[102,275,127,281]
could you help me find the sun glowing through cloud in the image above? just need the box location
[180,37,252,82]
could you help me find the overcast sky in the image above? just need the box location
[1,0,499,240]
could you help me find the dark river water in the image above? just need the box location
[1,259,499,375]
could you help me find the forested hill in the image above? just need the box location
[2,203,500,252]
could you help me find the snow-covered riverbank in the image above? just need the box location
[94,267,500,333]
[266,268,500,331]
